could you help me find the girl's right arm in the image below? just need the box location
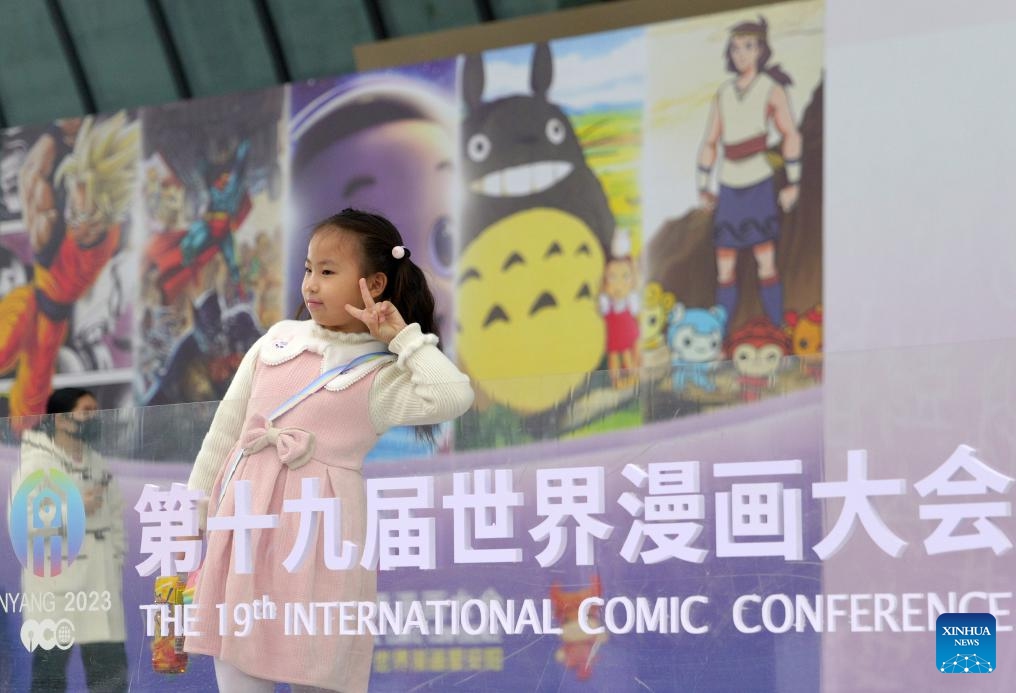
[186,335,266,496]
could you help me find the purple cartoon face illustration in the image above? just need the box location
[290,80,457,339]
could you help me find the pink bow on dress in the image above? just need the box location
[239,414,316,470]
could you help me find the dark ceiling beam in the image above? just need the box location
[474,0,497,23]
[45,0,97,114]
[362,0,389,41]
[146,0,192,99]
[252,0,291,84]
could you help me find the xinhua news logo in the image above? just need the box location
[8,469,86,577]
[937,613,996,673]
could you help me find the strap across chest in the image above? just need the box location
[216,350,388,507]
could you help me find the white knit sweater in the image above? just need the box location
[187,321,473,495]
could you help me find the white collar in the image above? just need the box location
[259,320,395,391]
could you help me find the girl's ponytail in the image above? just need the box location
[388,249,439,342]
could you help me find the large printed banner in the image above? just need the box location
[1,0,824,445]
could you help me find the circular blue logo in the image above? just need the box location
[9,469,86,577]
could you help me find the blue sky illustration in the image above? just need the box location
[476,27,644,114]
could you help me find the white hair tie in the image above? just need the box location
[392,245,407,259]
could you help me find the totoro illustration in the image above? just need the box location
[456,42,616,416]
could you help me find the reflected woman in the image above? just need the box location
[14,388,127,692]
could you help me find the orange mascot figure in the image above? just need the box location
[550,575,608,681]
[784,304,823,380]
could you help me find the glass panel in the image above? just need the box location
[1,342,1010,690]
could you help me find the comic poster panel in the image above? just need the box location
[453,28,646,450]
[288,64,459,460]
[136,89,286,408]
[0,115,141,423]
[288,64,458,340]
[641,0,824,421]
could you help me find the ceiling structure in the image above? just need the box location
[0,0,615,129]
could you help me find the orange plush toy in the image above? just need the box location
[784,304,823,380]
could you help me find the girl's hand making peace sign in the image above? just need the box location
[345,278,407,344]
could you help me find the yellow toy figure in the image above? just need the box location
[550,575,608,682]
[640,282,676,383]
[785,304,823,380]
[599,229,640,388]
[0,113,138,426]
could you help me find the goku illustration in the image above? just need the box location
[0,113,139,424]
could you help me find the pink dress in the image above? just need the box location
[186,346,397,690]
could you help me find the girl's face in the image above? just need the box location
[730,34,761,74]
[302,230,383,332]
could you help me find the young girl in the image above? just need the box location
[184,209,474,692]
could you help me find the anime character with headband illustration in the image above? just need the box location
[696,16,802,330]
